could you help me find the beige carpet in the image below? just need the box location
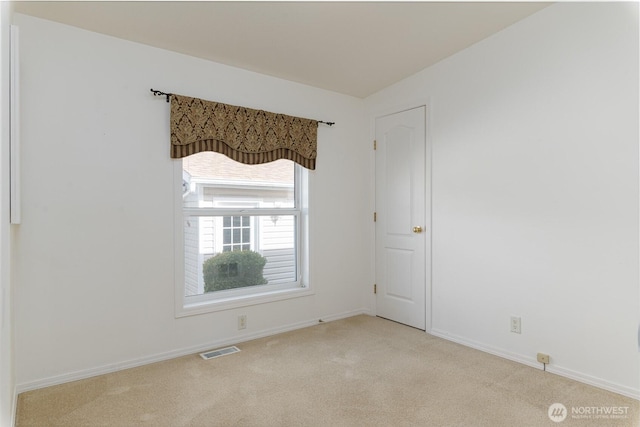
[16,315,639,426]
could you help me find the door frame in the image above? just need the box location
[369,100,433,333]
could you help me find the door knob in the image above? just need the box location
[413,226,423,233]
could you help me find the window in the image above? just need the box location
[222,216,251,252]
[176,151,310,316]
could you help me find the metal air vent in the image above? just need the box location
[200,346,240,360]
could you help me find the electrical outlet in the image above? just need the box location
[238,315,247,330]
[537,353,550,364]
[510,316,521,334]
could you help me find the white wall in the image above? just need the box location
[12,13,371,390]
[366,3,639,397]
[0,3,15,424]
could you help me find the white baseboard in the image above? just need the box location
[16,309,370,394]
[430,328,640,401]
[319,308,372,323]
[545,364,640,401]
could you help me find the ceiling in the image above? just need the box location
[12,1,550,98]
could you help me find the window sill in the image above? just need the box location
[175,286,315,318]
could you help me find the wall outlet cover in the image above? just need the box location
[537,353,550,364]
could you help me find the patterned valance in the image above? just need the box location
[170,94,318,170]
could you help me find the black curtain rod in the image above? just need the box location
[150,88,335,126]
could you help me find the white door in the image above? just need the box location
[375,106,427,330]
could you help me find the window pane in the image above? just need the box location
[184,215,297,296]
[182,152,294,209]
[233,216,240,227]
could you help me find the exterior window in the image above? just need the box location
[177,151,308,314]
[223,216,251,252]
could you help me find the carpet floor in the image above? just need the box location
[16,315,639,426]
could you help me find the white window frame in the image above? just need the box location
[174,159,312,318]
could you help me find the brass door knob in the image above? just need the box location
[413,226,423,233]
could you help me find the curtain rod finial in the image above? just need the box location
[150,88,171,103]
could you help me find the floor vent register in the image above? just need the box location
[199,346,241,360]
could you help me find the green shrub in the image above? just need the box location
[203,250,268,292]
